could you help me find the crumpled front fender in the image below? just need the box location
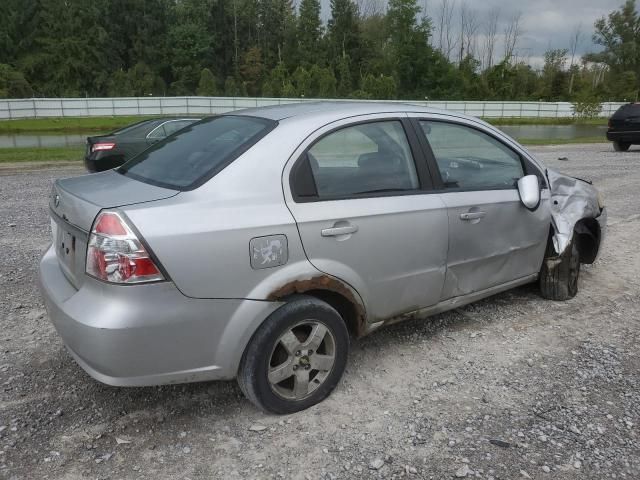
[547,169,605,256]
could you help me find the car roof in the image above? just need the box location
[234,101,450,121]
[231,101,546,172]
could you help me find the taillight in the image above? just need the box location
[86,211,164,284]
[91,142,116,152]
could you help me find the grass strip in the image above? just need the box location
[0,146,84,163]
[0,116,158,134]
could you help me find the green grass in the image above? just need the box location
[0,116,158,134]
[486,117,607,126]
[0,146,83,163]
[519,136,606,145]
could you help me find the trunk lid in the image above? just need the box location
[50,170,178,288]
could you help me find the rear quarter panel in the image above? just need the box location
[122,122,318,300]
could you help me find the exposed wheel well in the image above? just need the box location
[298,289,362,338]
[267,276,368,337]
[574,217,601,264]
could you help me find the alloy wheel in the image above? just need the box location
[268,321,336,401]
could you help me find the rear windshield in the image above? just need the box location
[119,116,276,190]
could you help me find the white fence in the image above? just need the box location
[0,97,624,120]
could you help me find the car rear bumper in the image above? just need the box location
[84,153,125,173]
[606,130,640,143]
[39,244,281,386]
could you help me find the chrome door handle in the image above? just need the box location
[460,211,486,221]
[321,225,359,237]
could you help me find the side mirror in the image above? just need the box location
[517,174,540,210]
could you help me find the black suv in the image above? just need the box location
[607,104,640,152]
[85,118,200,172]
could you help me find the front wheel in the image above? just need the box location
[238,296,349,414]
[613,141,631,152]
[539,238,580,301]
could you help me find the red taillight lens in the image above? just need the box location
[91,142,116,152]
[86,211,164,284]
[94,212,128,235]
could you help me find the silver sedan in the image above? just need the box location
[39,102,606,413]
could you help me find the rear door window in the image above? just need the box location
[119,116,276,190]
[301,121,420,199]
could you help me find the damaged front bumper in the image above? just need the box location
[547,169,606,259]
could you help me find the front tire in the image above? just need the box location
[238,296,349,414]
[613,141,631,152]
[539,238,580,301]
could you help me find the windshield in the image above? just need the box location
[119,116,276,190]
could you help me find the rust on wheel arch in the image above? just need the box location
[267,275,368,337]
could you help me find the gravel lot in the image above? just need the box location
[1,143,639,480]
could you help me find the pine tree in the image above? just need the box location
[327,0,361,73]
[297,0,323,66]
[386,0,444,98]
[257,0,296,70]
[336,54,353,97]
[197,68,219,96]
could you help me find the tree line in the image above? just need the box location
[0,0,638,102]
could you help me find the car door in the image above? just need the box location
[411,117,551,300]
[284,115,449,322]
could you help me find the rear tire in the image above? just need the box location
[539,238,580,301]
[613,141,631,152]
[237,296,349,414]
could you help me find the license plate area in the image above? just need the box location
[56,228,77,278]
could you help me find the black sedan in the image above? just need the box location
[84,117,200,172]
[606,103,640,152]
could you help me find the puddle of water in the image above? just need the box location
[498,125,607,140]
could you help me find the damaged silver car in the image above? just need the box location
[39,102,606,414]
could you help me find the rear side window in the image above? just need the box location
[419,121,524,190]
[163,120,196,136]
[112,119,163,137]
[612,104,640,119]
[147,124,167,139]
[119,116,275,190]
[299,121,419,199]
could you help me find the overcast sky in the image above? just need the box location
[318,0,623,68]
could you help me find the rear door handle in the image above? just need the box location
[321,225,359,237]
[460,211,486,221]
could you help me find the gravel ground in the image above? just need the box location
[1,143,639,480]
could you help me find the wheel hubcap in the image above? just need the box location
[268,321,336,401]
